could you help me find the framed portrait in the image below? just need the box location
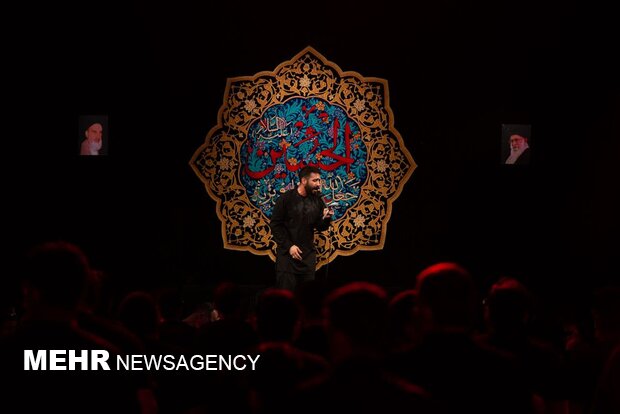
[79,115,108,156]
[502,124,531,165]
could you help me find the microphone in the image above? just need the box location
[321,194,338,208]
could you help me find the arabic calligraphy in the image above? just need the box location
[257,116,293,140]
[240,97,367,218]
[190,47,416,269]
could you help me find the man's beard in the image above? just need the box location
[505,142,529,164]
[304,182,320,196]
[88,139,102,155]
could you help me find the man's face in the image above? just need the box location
[85,123,103,144]
[509,134,527,152]
[303,172,322,195]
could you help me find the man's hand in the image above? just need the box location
[289,245,303,260]
[322,208,334,220]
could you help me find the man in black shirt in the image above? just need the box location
[270,166,333,291]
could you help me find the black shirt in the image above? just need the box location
[270,188,330,270]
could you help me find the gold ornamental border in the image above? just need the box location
[190,46,416,268]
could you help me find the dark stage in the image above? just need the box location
[5,0,619,313]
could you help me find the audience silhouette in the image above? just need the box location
[2,241,617,414]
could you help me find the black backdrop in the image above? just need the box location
[6,1,619,312]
